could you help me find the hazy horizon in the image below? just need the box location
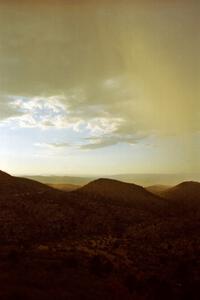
[5,170,200,187]
[10,171,200,179]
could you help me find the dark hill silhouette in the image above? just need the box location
[0,173,166,243]
[77,178,165,211]
[0,171,200,299]
[161,181,200,213]
[0,170,52,197]
[0,170,12,179]
[162,181,200,201]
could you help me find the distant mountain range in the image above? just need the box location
[25,175,95,186]
[24,172,200,186]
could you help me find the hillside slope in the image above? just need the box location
[161,181,200,205]
[78,178,165,211]
[0,170,52,198]
[0,174,166,243]
[0,172,200,299]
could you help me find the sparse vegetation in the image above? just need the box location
[0,171,199,299]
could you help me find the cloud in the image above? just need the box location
[0,96,23,121]
[80,132,146,150]
[0,81,143,149]
[0,83,132,128]
[0,67,198,151]
[35,142,70,149]
[0,0,198,153]
[7,95,70,129]
[85,117,123,136]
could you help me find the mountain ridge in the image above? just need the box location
[0,170,53,197]
[77,177,166,212]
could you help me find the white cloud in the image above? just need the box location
[0,80,146,150]
[80,132,146,150]
[2,69,196,151]
[0,95,23,120]
[86,117,123,136]
[35,142,70,149]
[3,95,82,130]
[1,88,128,135]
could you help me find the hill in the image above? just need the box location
[161,181,200,202]
[161,181,200,213]
[78,178,165,211]
[0,170,52,198]
[0,172,200,299]
[0,174,166,243]
[0,170,12,178]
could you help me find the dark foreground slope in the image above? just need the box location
[0,170,53,197]
[0,173,200,300]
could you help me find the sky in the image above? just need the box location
[0,0,199,177]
